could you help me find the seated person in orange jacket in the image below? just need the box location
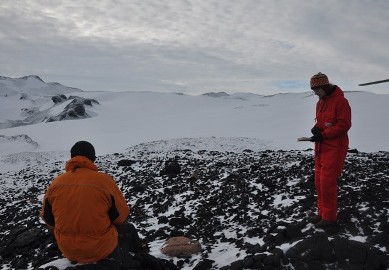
[40,141,131,263]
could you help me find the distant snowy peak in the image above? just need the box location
[0,75,83,97]
[0,134,39,156]
[46,95,99,122]
[0,134,38,146]
[19,75,44,82]
[202,91,230,98]
[201,91,288,100]
[0,74,99,129]
[0,94,100,129]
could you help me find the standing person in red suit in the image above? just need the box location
[308,72,352,230]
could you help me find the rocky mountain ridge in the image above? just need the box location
[0,75,100,129]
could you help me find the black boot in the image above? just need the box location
[307,214,322,224]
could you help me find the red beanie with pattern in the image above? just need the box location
[310,72,330,89]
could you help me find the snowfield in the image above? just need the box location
[1,75,389,269]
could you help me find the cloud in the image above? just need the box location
[0,0,388,94]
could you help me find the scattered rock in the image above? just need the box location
[161,236,201,257]
[1,149,389,269]
[118,159,136,166]
[160,159,181,176]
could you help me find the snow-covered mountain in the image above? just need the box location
[0,75,98,129]
[1,76,389,270]
[0,75,82,96]
[1,75,389,159]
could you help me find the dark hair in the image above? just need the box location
[70,141,96,162]
[323,84,336,96]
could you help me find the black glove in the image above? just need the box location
[310,133,324,142]
[311,126,321,135]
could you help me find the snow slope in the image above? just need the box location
[1,75,389,269]
[1,76,388,161]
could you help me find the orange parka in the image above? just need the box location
[40,156,130,263]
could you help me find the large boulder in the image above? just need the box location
[161,236,201,257]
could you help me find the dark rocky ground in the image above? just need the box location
[1,147,389,270]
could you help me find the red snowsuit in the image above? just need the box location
[313,86,351,221]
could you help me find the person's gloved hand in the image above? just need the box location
[311,126,321,135]
[310,133,324,142]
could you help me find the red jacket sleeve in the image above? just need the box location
[322,98,351,140]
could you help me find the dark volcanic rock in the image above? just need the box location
[160,159,181,176]
[118,159,137,166]
[0,149,389,269]
[192,259,214,270]
[286,233,336,263]
[51,94,67,104]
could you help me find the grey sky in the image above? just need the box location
[1,0,388,94]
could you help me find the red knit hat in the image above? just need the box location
[310,72,330,89]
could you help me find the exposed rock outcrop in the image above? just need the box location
[46,96,99,122]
